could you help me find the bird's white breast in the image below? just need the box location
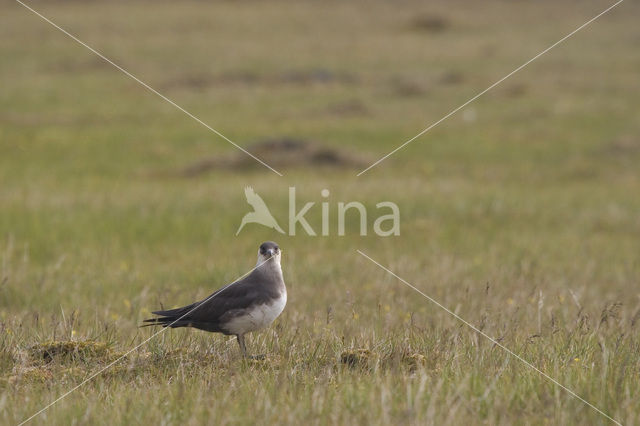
[224,291,287,335]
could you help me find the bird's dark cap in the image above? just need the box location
[259,241,280,254]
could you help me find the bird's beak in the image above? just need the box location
[266,248,275,257]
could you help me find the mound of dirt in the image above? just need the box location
[179,138,371,177]
[602,136,640,157]
[29,340,112,362]
[409,14,451,33]
[160,69,358,91]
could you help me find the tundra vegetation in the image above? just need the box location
[1,0,639,424]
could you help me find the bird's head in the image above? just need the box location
[257,241,281,266]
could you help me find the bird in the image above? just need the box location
[236,187,285,235]
[143,241,287,358]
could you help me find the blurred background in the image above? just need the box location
[1,0,639,424]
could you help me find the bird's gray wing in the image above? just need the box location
[143,269,278,330]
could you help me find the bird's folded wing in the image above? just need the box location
[184,282,266,323]
[148,272,277,325]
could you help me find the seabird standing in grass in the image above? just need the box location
[143,241,287,358]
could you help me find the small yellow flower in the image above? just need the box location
[123,299,131,309]
[71,330,77,337]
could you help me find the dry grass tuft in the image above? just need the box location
[341,348,374,367]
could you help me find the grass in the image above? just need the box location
[1,0,639,424]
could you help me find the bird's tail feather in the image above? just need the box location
[140,303,197,328]
[140,317,191,328]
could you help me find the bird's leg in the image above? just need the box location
[237,334,247,358]
[237,334,266,360]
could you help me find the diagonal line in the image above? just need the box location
[356,249,622,425]
[14,0,283,177]
[17,257,275,426]
[357,0,625,176]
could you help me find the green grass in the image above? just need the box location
[1,0,639,424]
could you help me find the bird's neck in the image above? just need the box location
[255,259,285,289]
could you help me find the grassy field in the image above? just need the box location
[1,0,640,424]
